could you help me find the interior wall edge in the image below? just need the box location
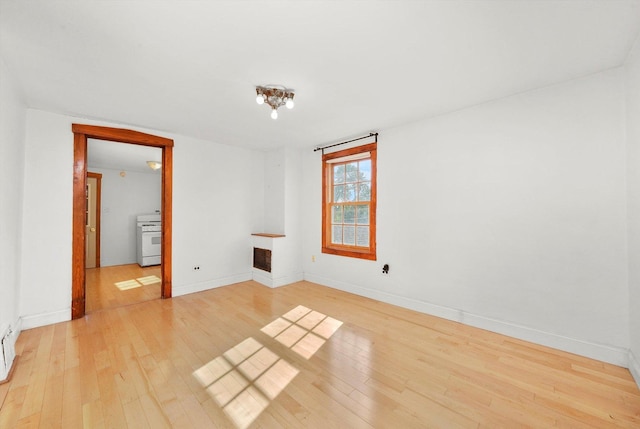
[303,272,630,369]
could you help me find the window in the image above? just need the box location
[322,142,376,260]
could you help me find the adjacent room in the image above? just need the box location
[1,1,640,427]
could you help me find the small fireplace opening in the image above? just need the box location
[253,247,272,272]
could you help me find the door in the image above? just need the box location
[85,172,102,269]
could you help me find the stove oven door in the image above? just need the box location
[139,230,161,266]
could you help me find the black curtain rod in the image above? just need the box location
[314,132,378,154]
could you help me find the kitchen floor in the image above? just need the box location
[85,263,161,313]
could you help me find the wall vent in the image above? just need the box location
[253,247,272,272]
[0,326,17,382]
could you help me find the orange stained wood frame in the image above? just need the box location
[87,171,103,268]
[72,124,174,320]
[322,142,377,260]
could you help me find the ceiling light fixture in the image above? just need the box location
[146,160,162,171]
[255,85,295,119]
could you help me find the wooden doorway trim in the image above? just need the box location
[87,171,102,268]
[72,124,174,319]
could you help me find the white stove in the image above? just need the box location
[136,214,161,267]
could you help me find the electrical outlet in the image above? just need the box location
[193,266,200,271]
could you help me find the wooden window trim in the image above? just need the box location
[322,142,377,260]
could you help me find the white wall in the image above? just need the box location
[282,148,303,280]
[303,69,630,366]
[250,150,265,234]
[263,148,285,234]
[171,132,258,296]
[87,167,161,267]
[20,110,74,328]
[19,109,260,327]
[251,147,304,287]
[0,57,26,374]
[625,35,640,385]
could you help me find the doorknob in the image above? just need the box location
[90,227,96,232]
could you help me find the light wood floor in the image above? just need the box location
[86,264,161,313]
[1,280,639,428]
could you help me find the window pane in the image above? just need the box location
[333,164,345,184]
[333,185,345,202]
[345,162,358,183]
[359,160,371,181]
[345,184,357,202]
[332,205,343,223]
[356,205,369,225]
[356,226,369,246]
[343,226,355,245]
[322,144,376,259]
[331,225,342,244]
[358,182,371,201]
[344,205,355,224]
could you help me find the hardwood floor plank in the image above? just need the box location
[39,373,63,428]
[96,367,128,429]
[122,398,150,429]
[1,278,639,428]
[0,385,27,428]
[82,399,105,429]
[61,367,82,428]
[139,392,172,429]
[86,264,161,313]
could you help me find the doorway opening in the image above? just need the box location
[72,124,174,320]
[84,140,163,313]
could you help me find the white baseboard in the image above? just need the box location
[173,272,252,297]
[629,350,640,389]
[304,273,629,367]
[253,269,303,288]
[20,309,70,330]
[252,269,272,287]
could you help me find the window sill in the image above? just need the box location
[322,246,376,261]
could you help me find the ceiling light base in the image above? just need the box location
[256,85,295,119]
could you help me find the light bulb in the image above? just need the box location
[256,94,264,105]
[271,109,278,120]
[286,98,294,109]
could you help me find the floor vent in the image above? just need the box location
[253,247,272,272]
[1,326,17,382]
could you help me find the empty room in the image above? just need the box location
[1,1,640,428]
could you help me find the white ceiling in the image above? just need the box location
[87,138,162,173]
[1,0,639,153]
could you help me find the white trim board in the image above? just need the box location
[304,273,630,368]
[252,269,303,288]
[172,272,252,297]
[20,309,70,330]
[629,351,640,390]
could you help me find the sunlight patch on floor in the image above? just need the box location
[136,275,161,285]
[193,337,299,429]
[114,279,141,290]
[261,305,343,359]
[114,275,161,290]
